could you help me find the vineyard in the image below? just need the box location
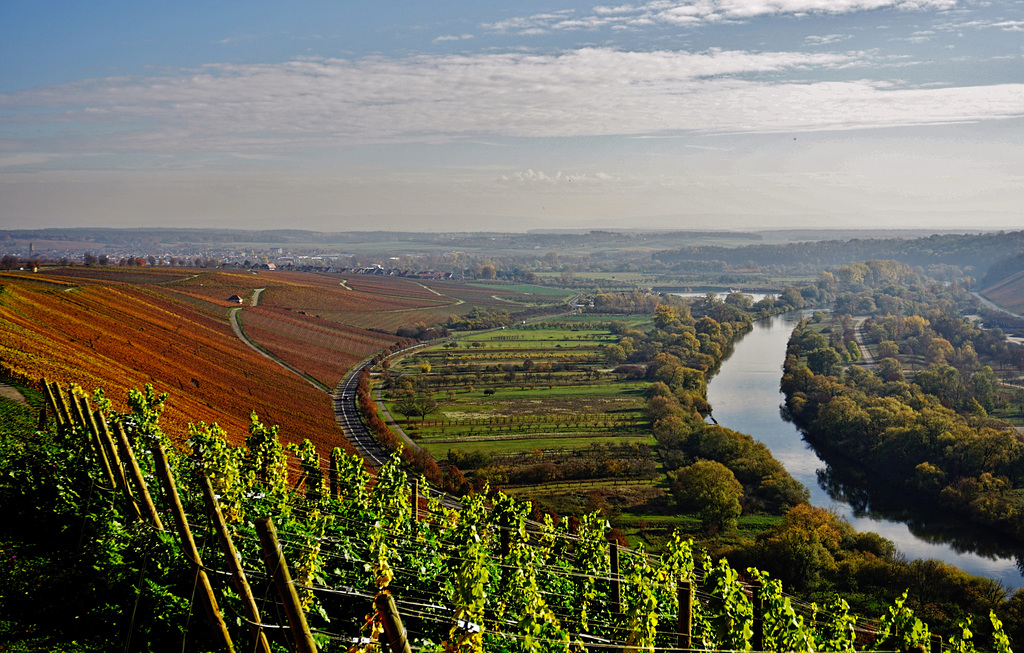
[2,381,1013,653]
[239,306,413,388]
[0,267,566,455]
[0,269,345,451]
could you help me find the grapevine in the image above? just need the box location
[12,381,1019,653]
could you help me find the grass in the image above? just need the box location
[463,282,577,297]
[381,313,663,506]
[419,434,657,456]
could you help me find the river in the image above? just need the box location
[705,311,1024,589]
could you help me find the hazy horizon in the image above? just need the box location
[3,1,1022,232]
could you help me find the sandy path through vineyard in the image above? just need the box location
[0,383,28,405]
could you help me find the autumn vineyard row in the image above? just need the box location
[20,379,1015,653]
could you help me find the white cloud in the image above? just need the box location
[485,0,958,34]
[991,20,1024,31]
[2,47,1022,162]
[501,169,618,184]
[805,33,855,45]
[433,34,475,43]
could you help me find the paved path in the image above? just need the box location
[332,364,392,468]
[973,292,1023,318]
[227,288,329,393]
[0,382,28,406]
[851,317,876,368]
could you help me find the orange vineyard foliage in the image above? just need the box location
[240,306,412,386]
[1,266,551,457]
[0,269,344,453]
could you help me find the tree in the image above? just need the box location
[780,287,805,310]
[669,460,743,530]
[970,366,1000,412]
[928,337,955,365]
[605,343,627,366]
[653,304,676,329]
[725,292,753,310]
[807,347,842,376]
[415,393,439,420]
[877,357,904,383]
[878,340,900,359]
[754,504,846,590]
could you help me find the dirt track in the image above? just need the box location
[0,383,28,405]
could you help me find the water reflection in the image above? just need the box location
[706,311,1024,589]
[815,464,1024,564]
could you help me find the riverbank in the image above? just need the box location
[706,311,1023,589]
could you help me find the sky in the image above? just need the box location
[1,0,1023,233]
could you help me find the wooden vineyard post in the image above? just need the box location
[752,581,765,652]
[114,423,164,531]
[48,382,74,436]
[41,379,59,431]
[152,441,235,652]
[609,541,621,615]
[68,390,87,428]
[499,513,510,559]
[412,478,420,523]
[200,475,272,653]
[677,579,693,650]
[329,449,340,500]
[255,516,318,653]
[375,592,413,653]
[91,407,129,488]
[94,411,140,522]
[77,396,118,491]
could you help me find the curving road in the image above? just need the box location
[228,292,329,393]
[332,363,391,468]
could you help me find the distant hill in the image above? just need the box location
[654,230,1024,277]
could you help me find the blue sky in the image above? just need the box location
[2,0,1022,232]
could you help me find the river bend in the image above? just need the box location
[705,312,1023,589]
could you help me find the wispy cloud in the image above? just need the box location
[485,0,958,34]
[2,47,1021,163]
[433,34,475,43]
[805,34,855,45]
[0,153,56,168]
[500,169,618,184]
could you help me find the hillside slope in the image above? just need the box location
[0,268,349,451]
[982,269,1024,314]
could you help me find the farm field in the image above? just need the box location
[982,269,1024,314]
[382,316,661,495]
[252,273,565,331]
